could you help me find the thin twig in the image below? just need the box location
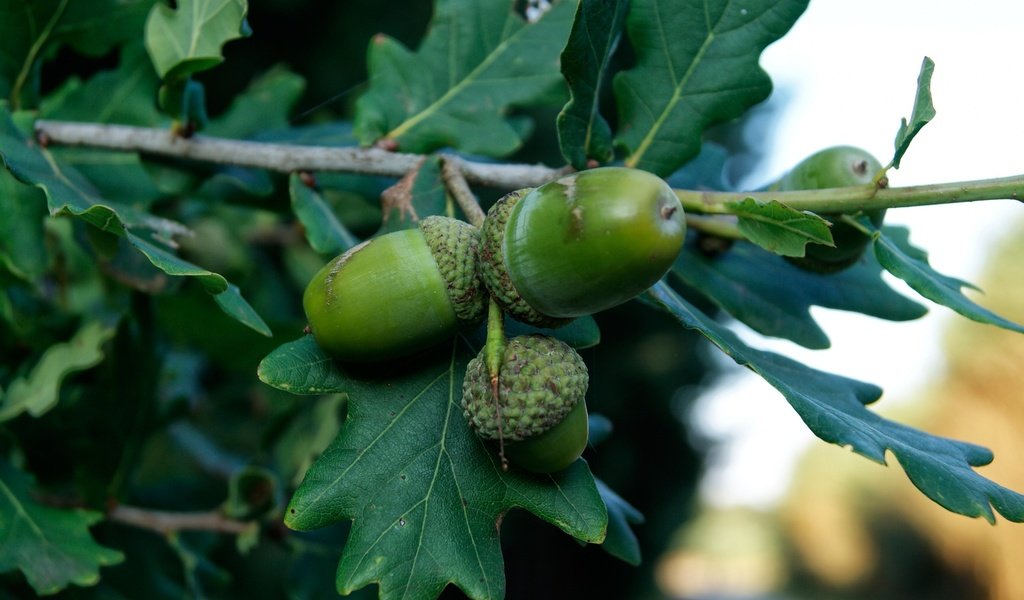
[441,157,487,227]
[108,504,254,536]
[676,176,1024,213]
[685,214,744,239]
[33,120,567,189]
[33,120,1024,213]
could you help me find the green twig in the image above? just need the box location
[685,214,744,239]
[675,175,1024,214]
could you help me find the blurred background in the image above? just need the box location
[663,2,1024,599]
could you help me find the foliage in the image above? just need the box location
[1,0,1023,598]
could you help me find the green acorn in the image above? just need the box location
[480,167,686,327]
[303,216,485,362]
[462,334,589,473]
[772,146,886,273]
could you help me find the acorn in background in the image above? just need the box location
[772,145,886,274]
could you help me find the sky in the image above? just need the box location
[692,1,1024,508]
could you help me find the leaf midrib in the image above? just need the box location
[385,14,527,141]
[0,475,50,551]
[625,0,718,167]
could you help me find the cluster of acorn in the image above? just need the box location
[302,148,883,473]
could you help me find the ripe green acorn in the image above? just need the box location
[462,334,589,473]
[772,145,885,273]
[480,167,686,327]
[303,216,485,362]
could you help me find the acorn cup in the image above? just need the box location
[772,145,886,273]
[479,167,686,327]
[461,334,589,473]
[303,216,486,362]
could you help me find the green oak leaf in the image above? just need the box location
[272,394,347,487]
[872,225,1024,334]
[40,43,164,126]
[290,173,360,256]
[726,197,833,257]
[672,240,927,349]
[0,0,156,108]
[0,108,270,336]
[127,232,272,337]
[0,320,118,422]
[647,281,1024,523]
[892,56,935,169]
[0,106,140,235]
[0,169,48,281]
[596,478,643,566]
[144,0,250,81]
[354,0,576,156]
[0,460,124,595]
[556,0,628,168]
[258,336,608,599]
[614,0,808,176]
[39,43,167,204]
[376,156,449,236]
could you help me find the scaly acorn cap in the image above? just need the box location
[303,216,484,362]
[420,215,487,324]
[461,334,588,442]
[480,189,572,329]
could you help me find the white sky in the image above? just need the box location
[693,0,1024,508]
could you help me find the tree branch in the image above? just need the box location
[33,120,568,189]
[441,157,487,227]
[108,504,254,536]
[32,120,1024,214]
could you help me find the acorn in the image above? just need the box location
[462,334,589,473]
[479,167,686,327]
[303,216,485,362]
[772,146,885,273]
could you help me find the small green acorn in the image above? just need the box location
[303,216,485,362]
[480,167,686,327]
[462,334,589,473]
[772,146,885,273]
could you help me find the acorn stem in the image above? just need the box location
[441,156,487,228]
[484,298,509,470]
